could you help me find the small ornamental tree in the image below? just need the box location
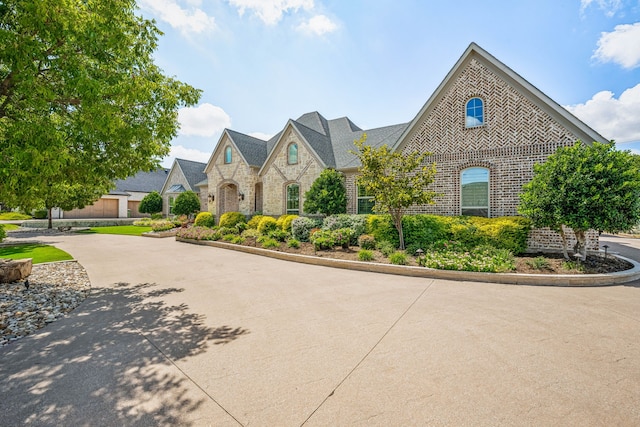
[352,134,438,250]
[303,168,347,215]
[139,191,163,216]
[519,141,640,260]
[172,191,201,218]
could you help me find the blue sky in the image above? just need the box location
[136,0,640,167]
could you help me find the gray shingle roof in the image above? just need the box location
[175,159,207,191]
[291,120,336,167]
[226,130,268,167]
[167,184,186,193]
[112,168,169,194]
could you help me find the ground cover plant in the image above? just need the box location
[0,212,31,220]
[0,244,73,264]
[1,224,20,231]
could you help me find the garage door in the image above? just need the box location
[127,201,144,218]
[64,199,119,219]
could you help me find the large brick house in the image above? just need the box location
[203,43,607,249]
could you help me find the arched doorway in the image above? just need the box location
[218,183,239,218]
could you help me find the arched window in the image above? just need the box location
[224,146,232,164]
[465,97,484,128]
[288,143,298,164]
[286,183,300,214]
[461,167,489,217]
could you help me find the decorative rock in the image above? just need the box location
[0,258,33,283]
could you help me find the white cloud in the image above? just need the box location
[593,22,640,69]
[227,0,314,25]
[163,145,212,167]
[296,14,337,36]
[178,103,231,137]
[138,0,216,36]
[580,0,622,17]
[248,132,274,140]
[565,84,640,143]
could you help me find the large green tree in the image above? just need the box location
[303,168,347,215]
[0,0,200,225]
[353,134,438,250]
[172,191,200,218]
[519,141,640,260]
[139,191,163,216]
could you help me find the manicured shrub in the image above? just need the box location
[257,216,278,235]
[367,215,399,247]
[303,168,348,215]
[418,245,515,273]
[358,249,374,261]
[277,214,299,232]
[173,191,201,217]
[357,234,376,250]
[247,215,265,229]
[139,191,162,215]
[219,211,247,228]
[389,251,408,265]
[241,228,260,238]
[291,216,321,242]
[287,238,300,248]
[310,229,336,250]
[194,211,215,228]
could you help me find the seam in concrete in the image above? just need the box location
[176,238,640,287]
[300,281,434,426]
[135,328,245,426]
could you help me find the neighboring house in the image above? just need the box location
[161,158,208,216]
[204,43,607,251]
[62,168,169,219]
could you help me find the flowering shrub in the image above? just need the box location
[176,226,221,241]
[332,228,354,249]
[358,234,376,249]
[291,216,321,241]
[194,211,215,228]
[152,220,175,232]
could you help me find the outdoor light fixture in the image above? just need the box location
[415,248,424,257]
[238,192,245,201]
[603,244,609,258]
[208,193,215,202]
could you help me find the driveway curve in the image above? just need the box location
[1,233,639,426]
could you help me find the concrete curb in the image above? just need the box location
[176,237,640,287]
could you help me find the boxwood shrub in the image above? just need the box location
[194,211,215,228]
[257,216,278,235]
[219,211,246,228]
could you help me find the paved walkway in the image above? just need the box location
[1,233,639,426]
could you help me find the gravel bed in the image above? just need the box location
[0,261,91,347]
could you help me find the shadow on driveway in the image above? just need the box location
[0,282,249,426]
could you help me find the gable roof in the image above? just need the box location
[175,158,207,191]
[395,42,608,151]
[226,129,269,167]
[111,167,169,194]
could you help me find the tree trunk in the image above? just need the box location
[47,207,53,229]
[558,227,569,260]
[574,229,587,261]
[392,211,405,250]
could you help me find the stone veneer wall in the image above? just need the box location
[206,135,260,217]
[261,128,325,216]
[162,166,190,216]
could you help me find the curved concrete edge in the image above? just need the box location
[176,237,640,287]
[142,230,177,238]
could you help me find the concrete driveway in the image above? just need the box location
[1,233,639,426]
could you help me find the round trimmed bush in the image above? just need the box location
[219,211,246,228]
[247,214,265,229]
[257,216,278,235]
[194,211,215,228]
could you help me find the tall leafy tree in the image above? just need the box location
[172,191,200,218]
[519,141,640,260]
[0,0,201,226]
[303,168,347,215]
[139,191,163,216]
[353,134,438,250]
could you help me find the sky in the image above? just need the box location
[135,0,640,168]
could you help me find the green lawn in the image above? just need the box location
[0,244,73,264]
[78,225,152,236]
[0,212,31,220]
[1,224,20,231]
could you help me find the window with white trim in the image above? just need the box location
[286,184,300,214]
[357,185,375,214]
[224,146,232,164]
[288,143,298,164]
[465,97,484,128]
